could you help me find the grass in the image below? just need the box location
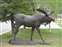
[0,29,62,47]
[0,19,62,47]
[55,18,62,27]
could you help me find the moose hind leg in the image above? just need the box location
[13,27,19,40]
[9,28,19,43]
[11,24,19,41]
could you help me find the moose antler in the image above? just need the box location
[36,8,48,16]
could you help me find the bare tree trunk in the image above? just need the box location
[49,23,51,32]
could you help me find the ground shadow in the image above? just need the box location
[9,39,51,45]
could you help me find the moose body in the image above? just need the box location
[9,9,54,43]
[14,13,53,28]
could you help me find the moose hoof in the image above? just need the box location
[30,39,33,41]
[8,39,16,44]
[8,39,12,44]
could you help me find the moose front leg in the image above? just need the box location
[36,26,45,42]
[31,26,35,41]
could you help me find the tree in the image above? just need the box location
[0,0,35,21]
[0,0,36,36]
